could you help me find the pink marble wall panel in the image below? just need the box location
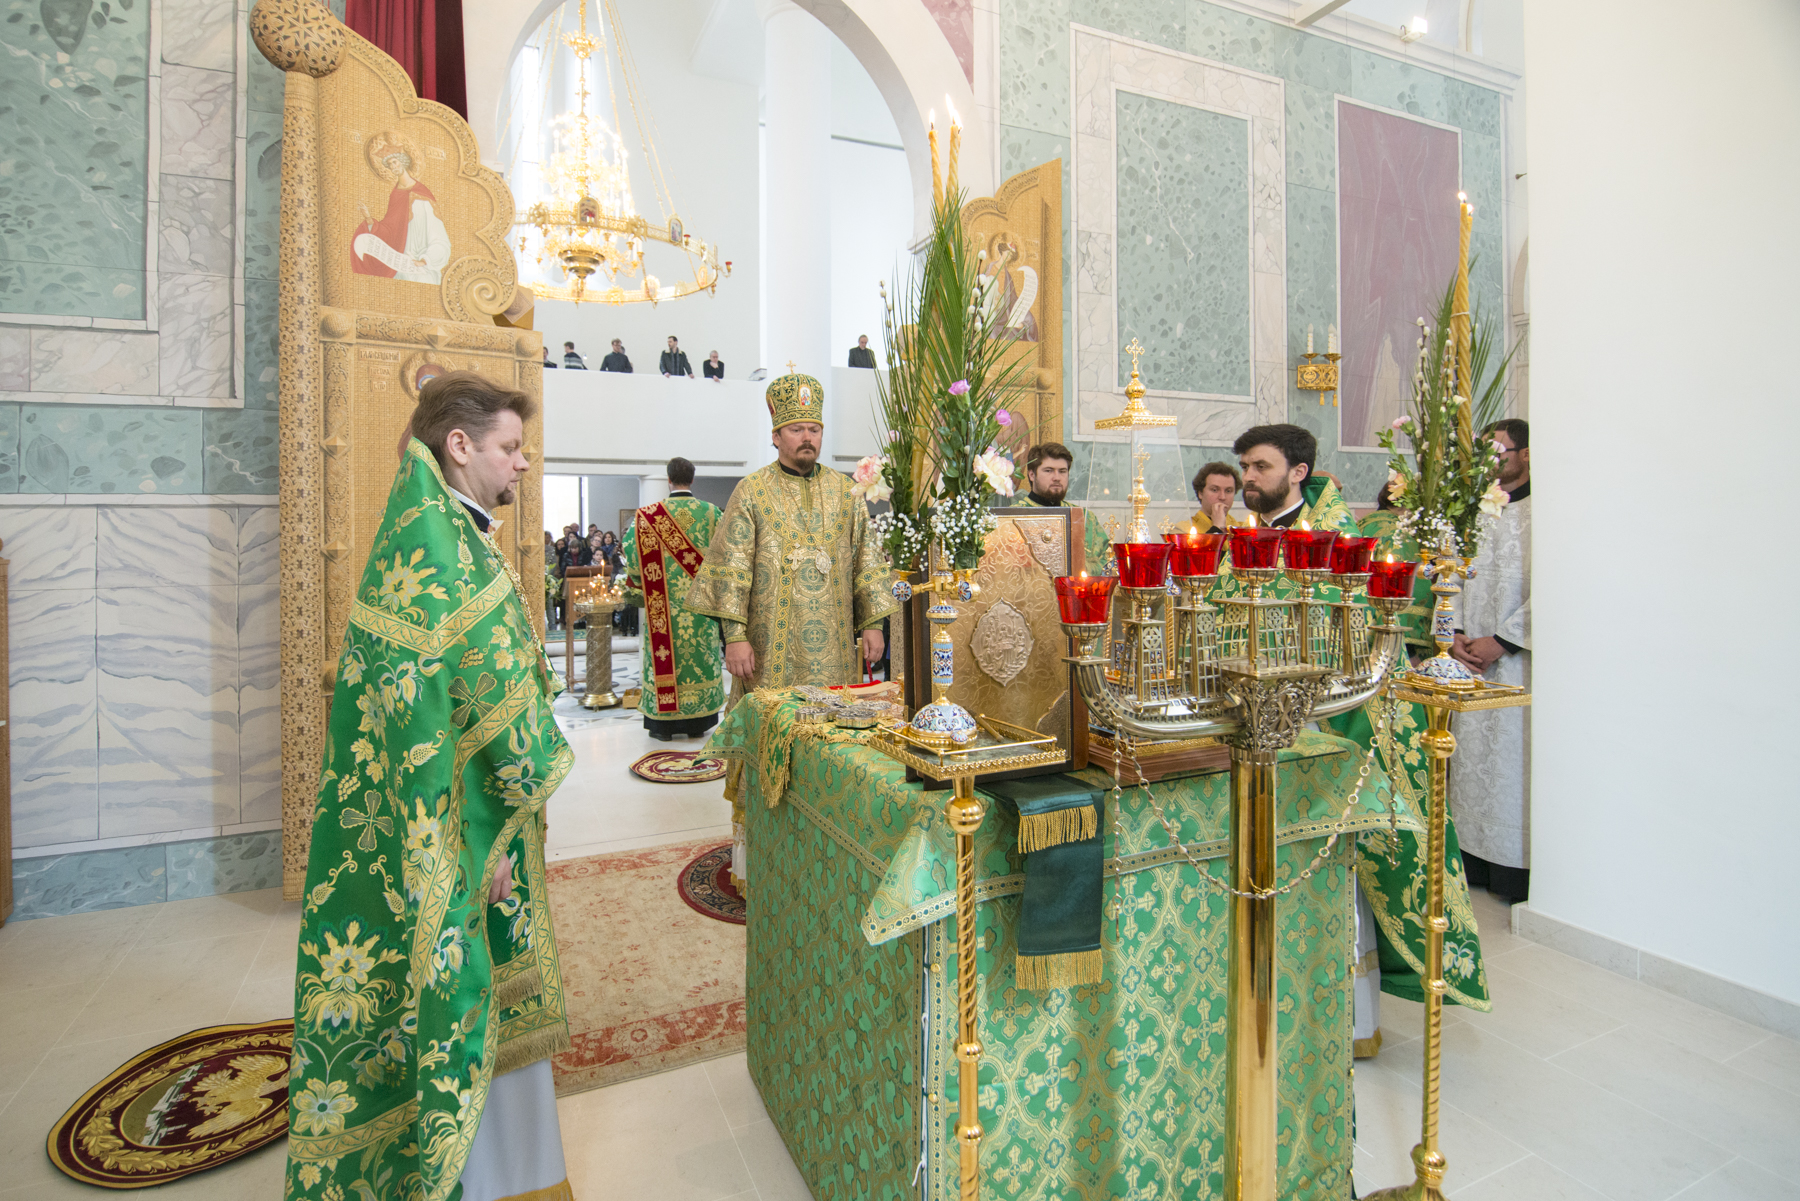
[921,0,973,84]
[1337,101,1461,448]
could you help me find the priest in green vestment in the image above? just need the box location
[1012,440,1116,574]
[287,373,574,1201]
[685,370,899,883]
[621,455,725,741]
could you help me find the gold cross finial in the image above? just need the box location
[1125,338,1146,375]
[785,359,798,374]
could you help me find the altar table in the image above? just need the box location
[709,698,1423,1201]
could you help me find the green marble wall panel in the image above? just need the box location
[244,276,279,408]
[1285,83,1337,194]
[1115,92,1250,399]
[202,406,278,493]
[244,109,282,285]
[18,404,202,493]
[0,0,151,320]
[1076,0,1183,50]
[1286,183,1336,360]
[0,401,19,491]
[1000,0,1072,135]
[1348,52,1450,124]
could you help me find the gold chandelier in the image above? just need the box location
[516,0,728,306]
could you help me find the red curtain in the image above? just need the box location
[344,0,469,121]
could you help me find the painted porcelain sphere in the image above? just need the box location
[910,700,979,744]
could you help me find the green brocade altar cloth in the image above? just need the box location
[708,697,1425,1201]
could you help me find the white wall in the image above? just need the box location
[1525,0,1800,1004]
[828,37,912,367]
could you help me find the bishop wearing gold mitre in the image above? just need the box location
[685,369,899,884]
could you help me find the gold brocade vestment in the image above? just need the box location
[685,461,898,697]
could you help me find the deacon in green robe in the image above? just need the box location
[1013,439,1116,574]
[287,373,574,1201]
[621,456,726,741]
[686,371,899,884]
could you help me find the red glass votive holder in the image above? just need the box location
[1367,558,1419,599]
[1113,541,1173,588]
[1165,531,1226,576]
[1281,528,1339,572]
[1054,575,1117,624]
[1227,526,1283,571]
[1329,536,1378,575]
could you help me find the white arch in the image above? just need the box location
[462,0,987,241]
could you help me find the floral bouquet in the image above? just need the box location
[862,171,1031,572]
[1377,272,1515,561]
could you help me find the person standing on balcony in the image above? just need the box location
[600,339,632,372]
[703,350,725,380]
[847,334,877,368]
[563,341,588,369]
[660,336,693,378]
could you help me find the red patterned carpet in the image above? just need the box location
[545,839,747,1095]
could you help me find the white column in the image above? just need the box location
[638,474,671,508]
[757,0,833,388]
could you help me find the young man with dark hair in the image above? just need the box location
[563,340,587,369]
[660,335,693,378]
[1231,423,1337,528]
[1189,461,1242,532]
[292,370,573,1201]
[1452,418,1532,902]
[621,454,725,741]
[1015,441,1115,574]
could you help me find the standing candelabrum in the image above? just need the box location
[880,550,1059,1201]
[1363,545,1530,1201]
[567,573,627,709]
[1055,345,1409,1201]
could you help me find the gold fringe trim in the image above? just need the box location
[493,962,543,1010]
[494,1019,572,1077]
[1016,805,1098,853]
[1353,1029,1384,1060]
[496,1178,575,1201]
[1015,948,1104,991]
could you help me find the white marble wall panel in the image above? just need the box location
[160,65,235,181]
[237,583,279,823]
[158,272,233,398]
[97,506,236,588]
[1071,27,1284,443]
[30,329,161,395]
[0,327,28,390]
[159,175,235,277]
[97,584,240,836]
[236,506,278,586]
[9,589,100,846]
[160,0,237,71]
[0,505,98,589]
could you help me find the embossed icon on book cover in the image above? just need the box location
[353,131,453,284]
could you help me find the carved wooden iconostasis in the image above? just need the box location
[252,0,545,896]
[963,159,1063,446]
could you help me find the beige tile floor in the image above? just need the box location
[2,691,1795,1199]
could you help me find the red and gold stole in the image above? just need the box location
[634,502,707,715]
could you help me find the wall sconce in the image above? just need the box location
[1296,323,1341,407]
[1399,18,1427,42]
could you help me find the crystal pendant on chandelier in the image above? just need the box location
[516,0,729,306]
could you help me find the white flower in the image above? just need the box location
[1479,481,1508,518]
[972,448,1015,496]
[1454,394,1469,407]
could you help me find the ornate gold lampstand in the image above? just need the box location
[1364,550,1529,1201]
[572,579,626,710]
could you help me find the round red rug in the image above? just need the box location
[48,1019,293,1189]
[630,750,729,784]
[676,843,745,925]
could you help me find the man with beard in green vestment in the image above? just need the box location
[1012,440,1116,575]
[287,372,575,1201]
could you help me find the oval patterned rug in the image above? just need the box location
[48,1019,294,1189]
[675,843,746,925]
[629,750,728,784]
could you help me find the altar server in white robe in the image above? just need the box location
[1451,419,1532,903]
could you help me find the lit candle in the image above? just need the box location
[1282,525,1339,571]
[1228,525,1283,571]
[946,100,961,202]
[1367,555,1419,599]
[1329,535,1378,575]
[1055,573,1117,624]
[929,111,941,212]
[1113,541,1173,588]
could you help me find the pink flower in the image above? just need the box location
[948,380,970,396]
[851,455,884,487]
[850,455,892,504]
[1391,417,1407,429]
[996,409,1012,427]
[888,430,901,443]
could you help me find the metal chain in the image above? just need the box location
[1106,699,1401,901]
